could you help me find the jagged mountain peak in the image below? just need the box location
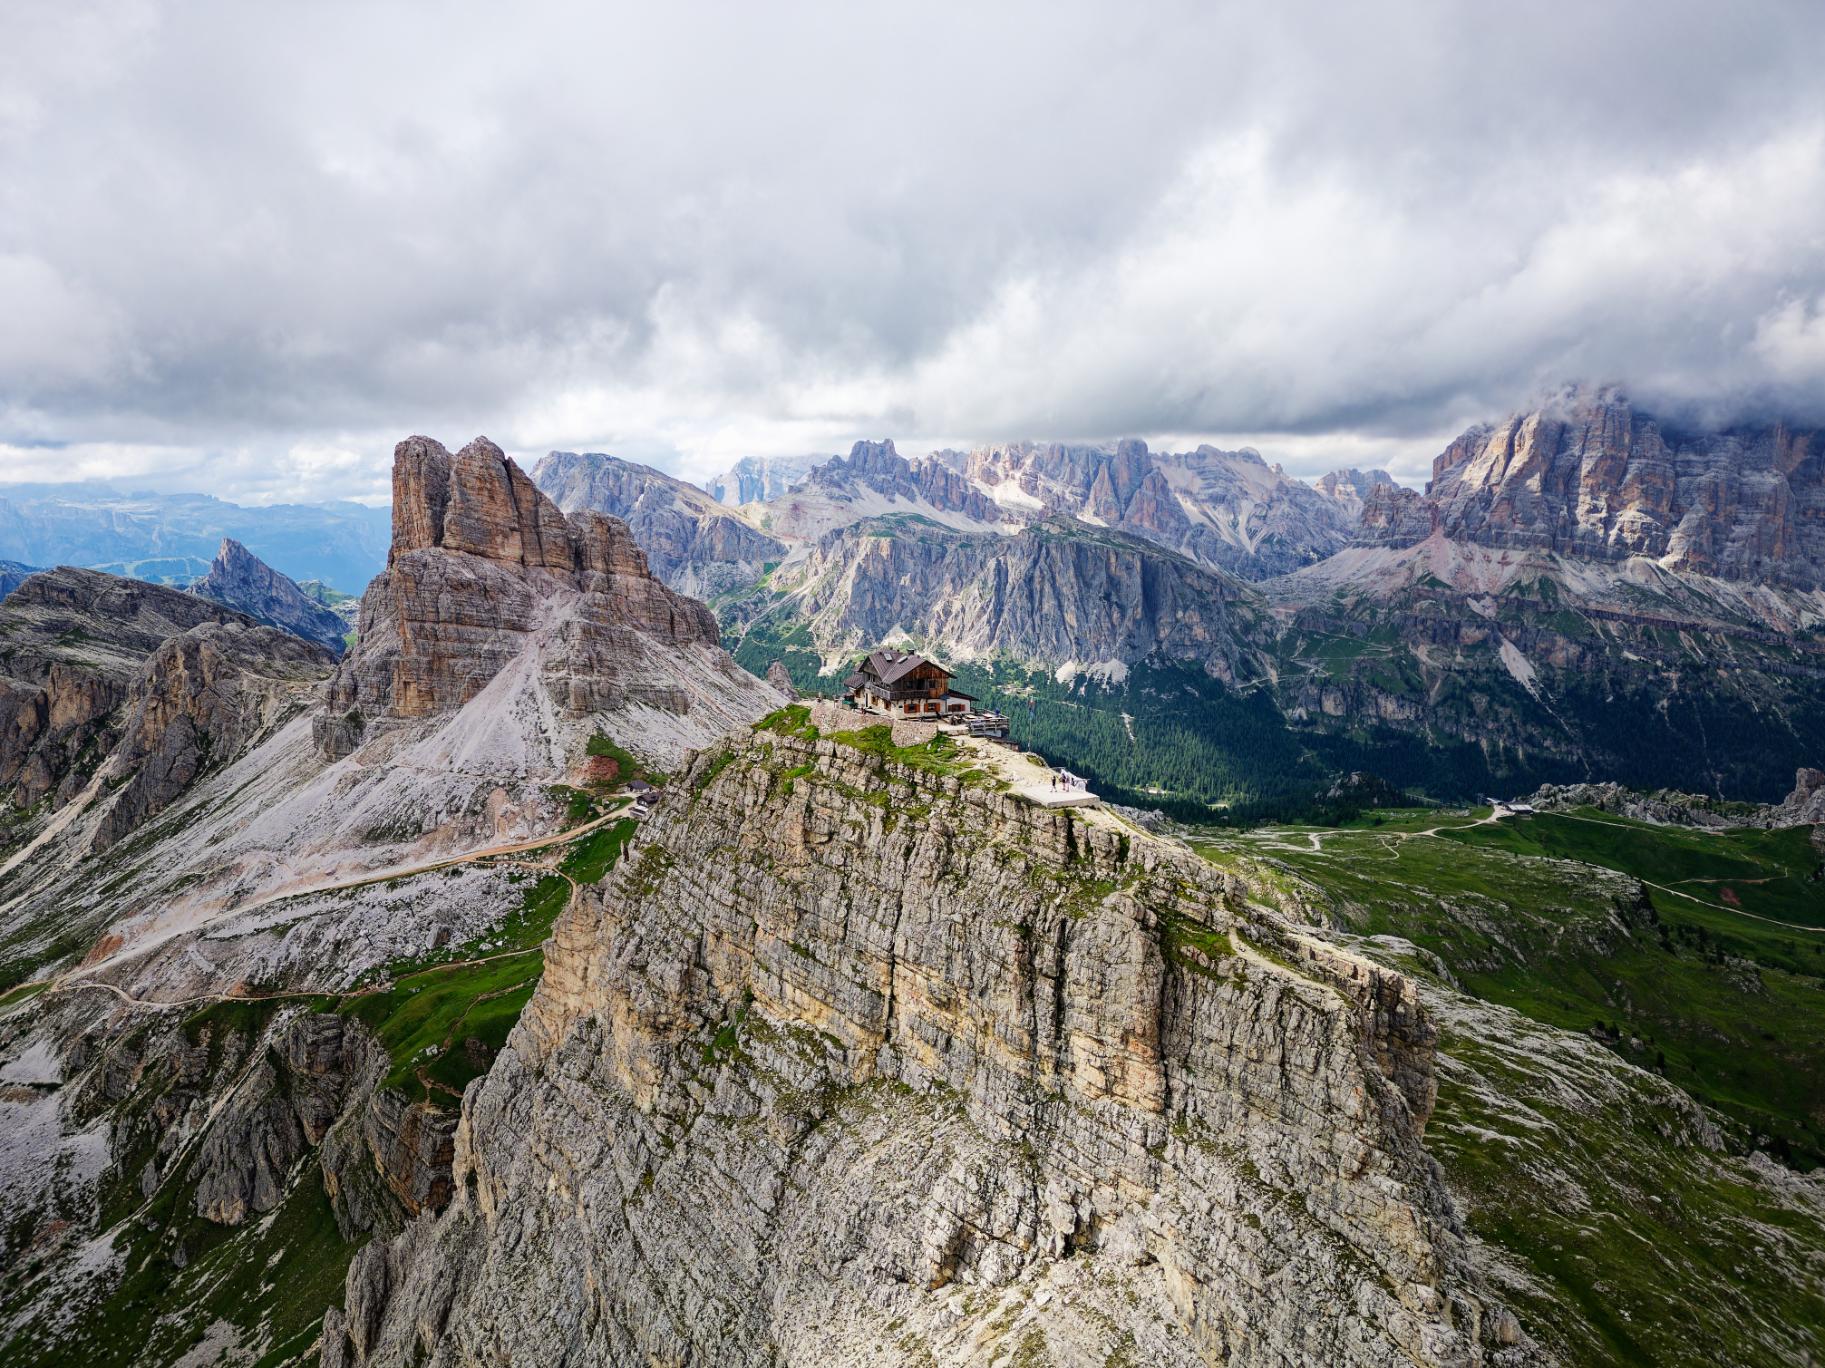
[703,452,823,506]
[189,535,348,655]
[319,432,774,760]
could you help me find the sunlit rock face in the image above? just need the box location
[1398,388,1825,588]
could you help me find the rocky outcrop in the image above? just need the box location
[1355,481,1438,546]
[1529,767,1825,829]
[327,727,1525,1366]
[0,567,272,810]
[91,620,332,850]
[1376,387,1825,588]
[765,659,795,694]
[192,1013,366,1225]
[761,439,1003,542]
[947,440,1362,579]
[1769,767,1825,825]
[532,450,786,598]
[361,1090,458,1217]
[0,560,38,602]
[190,537,349,654]
[318,436,766,759]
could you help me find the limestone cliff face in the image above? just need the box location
[532,450,786,599]
[950,440,1361,579]
[0,567,280,810]
[742,517,1260,681]
[1391,388,1825,587]
[318,436,753,758]
[326,728,1526,1366]
[189,537,350,654]
[1315,467,1398,521]
[1355,481,1439,546]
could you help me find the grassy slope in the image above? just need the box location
[1198,810,1825,1163]
[1195,809,1825,1366]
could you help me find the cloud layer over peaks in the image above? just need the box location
[3,1,1824,500]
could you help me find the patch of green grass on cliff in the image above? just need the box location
[5,1092,359,1368]
[547,784,602,827]
[1158,910,1232,976]
[776,762,816,796]
[337,821,641,1099]
[1194,814,1825,1168]
[824,724,998,787]
[560,818,636,885]
[755,702,817,738]
[341,952,544,1096]
[0,978,47,1013]
[691,747,736,798]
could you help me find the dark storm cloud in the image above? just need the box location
[2,0,1823,499]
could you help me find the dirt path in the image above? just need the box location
[42,801,627,1002]
[48,942,554,1012]
[1252,807,1504,856]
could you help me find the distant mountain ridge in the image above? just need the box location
[0,483,390,595]
[532,451,785,599]
[936,439,1361,579]
[703,453,822,506]
[700,395,1825,811]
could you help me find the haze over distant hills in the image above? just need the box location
[0,483,390,595]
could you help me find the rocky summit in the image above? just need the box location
[532,449,786,599]
[190,537,351,655]
[0,566,322,812]
[317,435,769,761]
[1413,387,1825,587]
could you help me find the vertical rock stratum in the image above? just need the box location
[326,719,1528,1366]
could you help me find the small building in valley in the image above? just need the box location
[842,649,976,719]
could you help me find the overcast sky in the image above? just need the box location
[3,1,1824,505]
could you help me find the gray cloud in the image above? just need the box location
[2,0,1823,501]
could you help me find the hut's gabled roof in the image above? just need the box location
[858,648,948,685]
